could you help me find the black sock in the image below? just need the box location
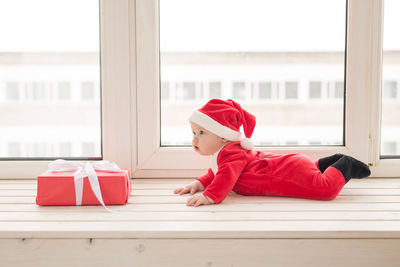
[331,155,371,183]
[318,153,344,173]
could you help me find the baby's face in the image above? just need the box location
[191,122,228,155]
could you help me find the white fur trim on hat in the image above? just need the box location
[189,110,242,141]
[240,137,254,150]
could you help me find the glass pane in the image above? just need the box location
[160,0,346,146]
[381,0,400,157]
[0,0,101,158]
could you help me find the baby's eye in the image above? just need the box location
[199,130,204,135]
[192,131,196,135]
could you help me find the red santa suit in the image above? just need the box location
[197,141,346,204]
[189,99,355,204]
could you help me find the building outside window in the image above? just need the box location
[232,82,246,100]
[31,82,46,100]
[57,82,71,100]
[334,81,344,99]
[161,81,170,100]
[182,82,196,100]
[259,82,272,99]
[5,82,19,100]
[309,81,322,99]
[383,81,397,99]
[209,82,222,98]
[81,81,95,100]
[285,81,298,99]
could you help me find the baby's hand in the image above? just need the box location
[186,194,215,207]
[173,180,204,195]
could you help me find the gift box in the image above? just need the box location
[36,160,131,206]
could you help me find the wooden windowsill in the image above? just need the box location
[1,177,400,266]
[1,178,400,239]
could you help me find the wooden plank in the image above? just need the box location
[2,194,400,204]
[0,197,35,204]
[1,221,400,238]
[1,178,399,187]
[0,177,399,184]
[131,177,400,184]
[1,211,400,222]
[130,188,400,196]
[2,188,400,197]
[132,177,400,186]
[0,203,400,212]
[0,184,36,190]
[1,238,399,267]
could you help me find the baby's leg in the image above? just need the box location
[329,155,371,183]
[289,170,346,200]
[268,154,347,200]
[291,155,370,200]
[316,154,344,173]
[309,158,370,200]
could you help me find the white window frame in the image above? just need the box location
[134,0,400,178]
[2,0,399,179]
[0,0,134,179]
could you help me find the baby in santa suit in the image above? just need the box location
[173,99,371,207]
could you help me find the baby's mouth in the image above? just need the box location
[193,146,199,151]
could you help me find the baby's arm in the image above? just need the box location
[173,180,215,207]
[186,194,215,207]
[173,180,204,195]
[173,168,214,195]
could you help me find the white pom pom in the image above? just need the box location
[240,138,254,150]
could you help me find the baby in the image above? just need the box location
[173,99,371,207]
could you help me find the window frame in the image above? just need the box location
[0,0,134,179]
[134,0,393,178]
[2,0,400,179]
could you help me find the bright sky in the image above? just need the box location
[0,0,398,53]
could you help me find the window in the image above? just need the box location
[381,0,400,158]
[334,81,344,99]
[6,82,20,100]
[382,141,397,156]
[259,82,273,99]
[81,82,95,100]
[31,82,46,100]
[82,142,95,157]
[182,82,196,100]
[232,82,246,100]
[0,1,132,178]
[309,81,322,99]
[383,81,397,99]
[59,142,72,157]
[161,82,170,100]
[58,82,71,100]
[0,0,101,160]
[209,82,222,98]
[136,0,400,177]
[158,0,346,148]
[7,143,21,157]
[285,82,298,99]
[3,0,400,178]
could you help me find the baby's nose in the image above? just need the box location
[192,137,198,145]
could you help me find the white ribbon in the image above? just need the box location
[48,159,125,212]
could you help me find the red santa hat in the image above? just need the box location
[189,99,256,150]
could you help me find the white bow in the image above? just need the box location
[48,159,124,212]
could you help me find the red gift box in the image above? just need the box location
[36,169,131,206]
